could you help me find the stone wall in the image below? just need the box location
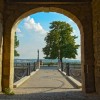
[0,0,4,92]
[0,13,3,92]
[2,2,95,93]
[0,0,4,12]
[92,0,100,94]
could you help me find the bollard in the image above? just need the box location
[61,62,63,71]
[29,63,31,75]
[26,63,30,76]
[33,62,36,71]
[66,63,70,76]
[27,67,29,76]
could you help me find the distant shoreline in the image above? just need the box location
[14,58,81,64]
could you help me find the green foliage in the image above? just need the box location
[43,62,57,66]
[43,21,80,61]
[4,88,15,95]
[14,32,20,57]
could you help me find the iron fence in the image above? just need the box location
[14,62,37,82]
[62,63,81,82]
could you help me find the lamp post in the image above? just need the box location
[37,49,40,69]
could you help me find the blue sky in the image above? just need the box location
[15,12,81,59]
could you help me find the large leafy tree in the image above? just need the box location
[14,32,20,57]
[43,21,79,65]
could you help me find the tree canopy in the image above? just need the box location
[43,21,80,61]
[14,32,20,57]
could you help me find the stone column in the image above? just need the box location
[81,7,95,93]
[0,0,4,92]
[2,18,15,91]
[0,13,3,92]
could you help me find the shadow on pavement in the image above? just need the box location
[0,90,100,100]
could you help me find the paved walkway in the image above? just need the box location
[0,66,100,100]
[14,66,75,94]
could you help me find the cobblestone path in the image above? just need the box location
[0,66,100,100]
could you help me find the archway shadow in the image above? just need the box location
[0,90,100,100]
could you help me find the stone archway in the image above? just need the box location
[2,4,95,93]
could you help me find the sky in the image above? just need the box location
[15,12,81,59]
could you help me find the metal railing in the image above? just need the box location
[14,62,37,82]
[61,63,81,82]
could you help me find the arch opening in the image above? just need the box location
[14,11,81,86]
[12,7,83,92]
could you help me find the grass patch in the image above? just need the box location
[4,88,15,95]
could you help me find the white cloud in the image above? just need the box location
[16,28,21,33]
[72,29,77,35]
[24,16,46,35]
[72,29,80,38]
[16,28,24,37]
